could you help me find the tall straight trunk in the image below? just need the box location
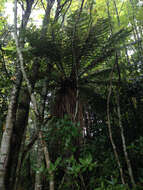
[14,1,56,188]
[107,63,125,185]
[6,61,39,190]
[13,0,60,189]
[106,1,125,184]
[0,0,34,189]
[0,70,22,190]
[112,0,136,186]
[116,93,136,187]
[39,131,54,190]
[34,76,54,190]
[6,89,30,190]
[34,137,44,190]
[128,0,143,61]
[35,128,54,190]
[34,82,48,190]
[112,0,130,67]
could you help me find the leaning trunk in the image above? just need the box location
[0,70,22,190]
[0,0,34,188]
[5,89,30,190]
[6,61,40,190]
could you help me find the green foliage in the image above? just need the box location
[1,0,143,189]
[65,154,97,177]
[128,136,143,155]
[94,181,128,190]
[45,115,80,154]
[48,157,62,173]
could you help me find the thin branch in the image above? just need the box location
[54,0,70,22]
[88,0,94,28]
[60,0,72,27]
[20,131,38,166]
[40,0,46,11]
[21,0,34,29]
[14,0,39,117]
[119,1,125,15]
[115,53,136,187]
[17,0,25,12]
[107,61,126,185]
[33,0,39,10]
[39,131,54,190]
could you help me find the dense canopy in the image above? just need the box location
[0,0,143,189]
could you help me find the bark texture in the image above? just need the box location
[0,0,34,189]
[0,71,22,190]
[6,62,40,190]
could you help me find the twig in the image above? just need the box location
[20,131,39,166]
[60,0,72,27]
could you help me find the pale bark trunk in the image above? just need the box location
[0,70,22,190]
[34,79,48,190]
[112,1,135,185]
[9,62,39,190]
[39,131,54,190]
[112,0,130,67]
[107,63,125,185]
[35,76,52,190]
[0,0,34,188]
[6,89,30,190]
[34,137,44,190]
[13,1,56,189]
[116,94,136,187]
[106,2,125,184]
[128,0,143,62]
[111,1,135,184]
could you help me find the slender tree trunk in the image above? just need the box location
[111,1,136,184]
[115,93,136,187]
[34,136,44,190]
[106,2,125,184]
[0,0,34,189]
[112,0,130,66]
[13,1,62,189]
[34,79,49,190]
[39,131,54,190]
[128,0,143,63]
[5,88,30,189]
[0,70,22,190]
[107,63,125,185]
[7,59,40,190]
[35,75,54,190]
[13,133,27,190]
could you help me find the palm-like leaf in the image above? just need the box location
[25,10,130,121]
